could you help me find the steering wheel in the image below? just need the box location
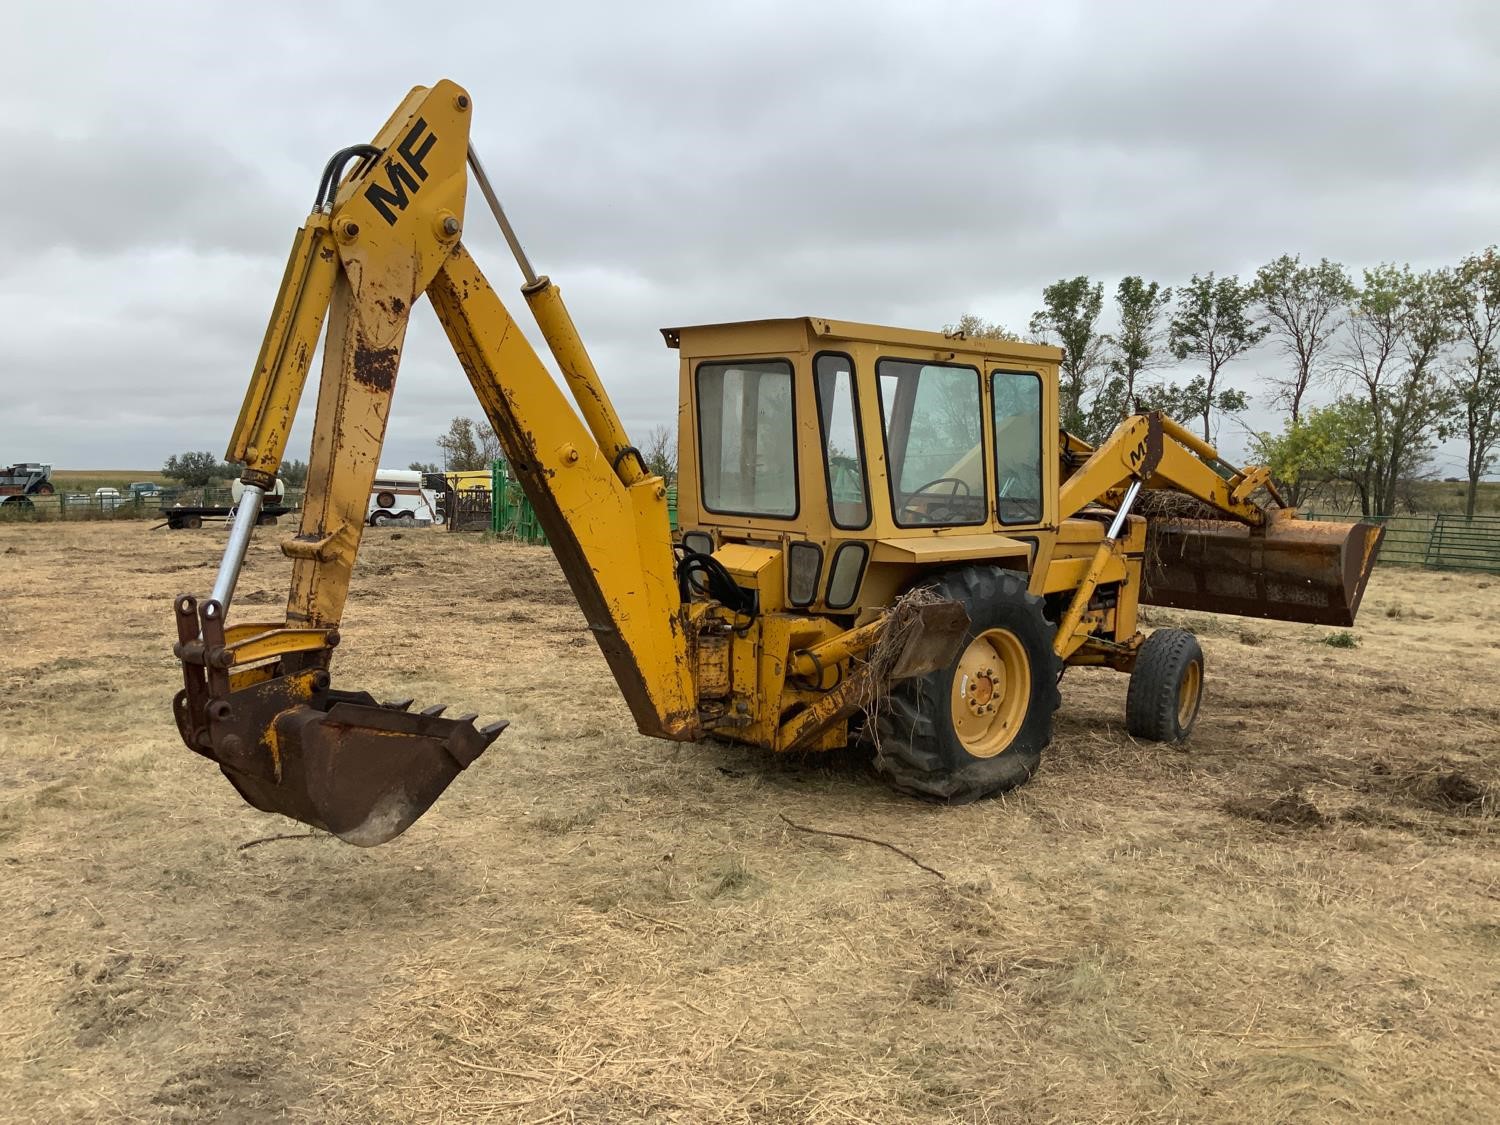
[898,476,971,523]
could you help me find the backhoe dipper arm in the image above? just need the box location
[173,81,695,846]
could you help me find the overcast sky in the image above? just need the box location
[2,0,1496,476]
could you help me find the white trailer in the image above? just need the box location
[368,470,443,526]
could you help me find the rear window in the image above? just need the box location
[695,359,798,517]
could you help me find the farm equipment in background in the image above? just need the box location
[366,469,443,526]
[162,478,293,530]
[0,463,55,509]
[169,80,1382,846]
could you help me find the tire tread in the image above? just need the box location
[875,567,1059,802]
[1125,628,1203,742]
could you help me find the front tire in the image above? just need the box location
[875,566,1060,802]
[1125,628,1204,742]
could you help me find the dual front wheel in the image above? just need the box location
[874,565,1205,803]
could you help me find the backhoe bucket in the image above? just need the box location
[1142,515,1384,627]
[174,660,506,846]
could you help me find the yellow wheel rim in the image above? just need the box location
[1177,659,1202,729]
[950,627,1030,758]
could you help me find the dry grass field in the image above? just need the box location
[1,522,1497,1123]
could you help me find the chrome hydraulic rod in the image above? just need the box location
[208,484,264,612]
[1053,479,1144,657]
[466,145,538,286]
[1107,479,1143,539]
[464,144,647,486]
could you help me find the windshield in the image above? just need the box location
[877,359,986,526]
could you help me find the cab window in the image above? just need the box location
[696,359,797,517]
[814,353,870,529]
[877,359,986,527]
[992,370,1043,524]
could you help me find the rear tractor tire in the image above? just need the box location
[1125,628,1204,742]
[874,566,1060,802]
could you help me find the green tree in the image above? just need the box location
[1253,255,1354,423]
[279,459,309,488]
[1337,264,1456,516]
[641,424,677,484]
[1250,399,1372,509]
[1029,277,1106,433]
[1445,247,1500,519]
[1136,377,1250,439]
[1169,273,1269,441]
[162,451,231,487]
[436,416,500,471]
[1084,276,1173,443]
[945,314,1020,341]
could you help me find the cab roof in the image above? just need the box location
[660,316,1063,365]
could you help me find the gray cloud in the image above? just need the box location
[2,0,1496,477]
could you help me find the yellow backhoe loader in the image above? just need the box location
[171,81,1382,845]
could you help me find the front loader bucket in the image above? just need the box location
[173,666,506,846]
[1142,515,1384,627]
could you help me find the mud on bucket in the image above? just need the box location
[183,669,507,846]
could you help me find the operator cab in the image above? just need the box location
[665,318,1062,617]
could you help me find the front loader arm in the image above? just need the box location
[1057,412,1280,527]
[1050,413,1381,655]
[173,81,695,846]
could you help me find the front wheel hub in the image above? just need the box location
[951,629,1031,758]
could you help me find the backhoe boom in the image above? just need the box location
[173,81,698,845]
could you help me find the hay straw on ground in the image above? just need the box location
[3,523,1499,1123]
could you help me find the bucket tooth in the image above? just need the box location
[420,703,448,718]
[384,698,415,711]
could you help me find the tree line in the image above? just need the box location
[161,451,309,489]
[957,247,1500,518]
[423,416,679,484]
[165,249,1498,522]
